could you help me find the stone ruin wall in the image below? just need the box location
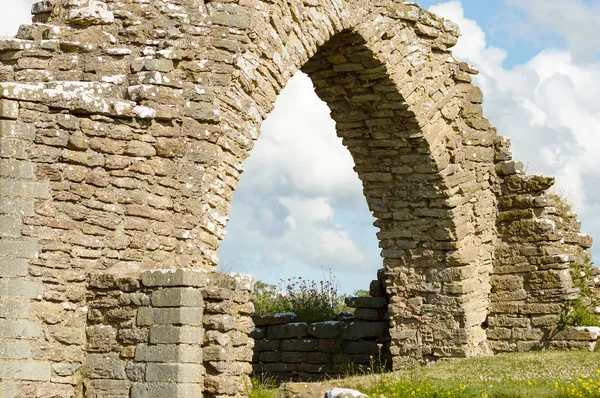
[252,274,390,382]
[0,0,597,397]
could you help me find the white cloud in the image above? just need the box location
[220,73,381,286]
[0,1,36,37]
[241,73,364,200]
[277,197,367,268]
[430,1,600,255]
[505,0,600,62]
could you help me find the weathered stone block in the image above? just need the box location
[206,360,252,375]
[250,327,266,339]
[369,280,383,297]
[504,174,555,194]
[53,362,81,377]
[0,198,35,217]
[0,298,29,319]
[512,328,544,341]
[86,353,126,380]
[66,1,115,26]
[131,383,202,398]
[0,101,18,119]
[0,341,29,359]
[552,326,600,341]
[354,309,383,321]
[495,161,524,176]
[488,316,530,328]
[148,325,204,345]
[145,363,204,383]
[151,288,204,308]
[84,380,130,398]
[0,160,34,179]
[0,276,44,299]
[519,303,564,315]
[0,120,34,140]
[342,322,387,341]
[136,307,203,326]
[134,344,202,363]
[318,339,344,354]
[267,323,308,339]
[491,275,523,292]
[0,138,27,159]
[308,322,341,339]
[258,351,281,363]
[144,59,174,73]
[254,339,279,352]
[0,360,51,381]
[529,270,572,290]
[530,315,559,328]
[281,339,318,352]
[548,340,596,351]
[281,351,307,363]
[203,345,252,362]
[486,327,511,340]
[141,269,211,288]
[344,341,380,354]
[0,241,39,259]
[306,352,331,364]
[278,382,328,398]
[203,314,237,332]
[86,325,117,353]
[253,312,299,327]
[345,297,386,309]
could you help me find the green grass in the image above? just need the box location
[249,374,278,398]
[336,351,600,397]
[250,351,600,397]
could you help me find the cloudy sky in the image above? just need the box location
[3,1,599,294]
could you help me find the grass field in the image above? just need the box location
[251,351,600,397]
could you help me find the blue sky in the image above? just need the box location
[2,1,600,294]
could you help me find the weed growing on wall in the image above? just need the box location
[559,259,600,328]
[549,193,576,223]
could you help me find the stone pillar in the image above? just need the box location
[84,270,208,398]
[133,270,208,398]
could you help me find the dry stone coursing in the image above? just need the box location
[252,277,391,382]
[84,270,253,398]
[0,0,597,397]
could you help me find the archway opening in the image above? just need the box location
[218,70,381,295]
[217,29,460,380]
[218,67,390,382]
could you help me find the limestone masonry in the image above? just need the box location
[0,0,598,397]
[252,275,391,382]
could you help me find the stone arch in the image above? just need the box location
[0,0,595,396]
[223,3,496,366]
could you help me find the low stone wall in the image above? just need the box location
[251,278,390,382]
